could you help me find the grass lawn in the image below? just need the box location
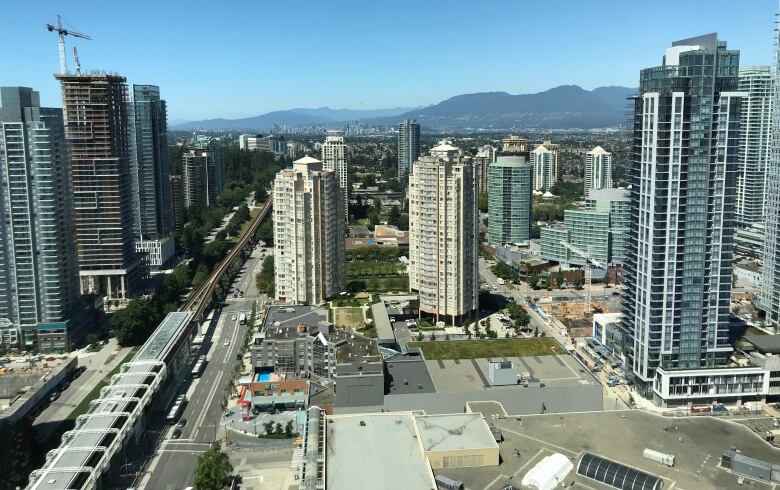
[333,307,365,328]
[407,338,560,360]
[362,276,409,292]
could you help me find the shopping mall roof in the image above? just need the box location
[415,413,498,452]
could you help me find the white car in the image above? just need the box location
[231,314,237,321]
[223,340,230,346]
[389,317,396,323]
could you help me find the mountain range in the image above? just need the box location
[172,85,636,131]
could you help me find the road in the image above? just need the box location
[33,339,131,442]
[138,244,267,490]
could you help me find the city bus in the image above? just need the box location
[239,312,247,325]
[191,355,206,378]
[166,394,186,423]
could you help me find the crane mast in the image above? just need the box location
[46,15,92,75]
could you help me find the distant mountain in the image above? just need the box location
[172,106,418,130]
[372,85,637,130]
[172,85,636,131]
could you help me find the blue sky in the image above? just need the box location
[1,0,778,121]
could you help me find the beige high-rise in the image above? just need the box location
[321,134,348,222]
[408,145,479,325]
[273,156,345,305]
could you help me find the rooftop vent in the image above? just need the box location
[359,420,366,427]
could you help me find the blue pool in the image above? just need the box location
[256,373,271,382]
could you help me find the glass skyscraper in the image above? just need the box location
[762,20,780,327]
[397,119,420,178]
[0,87,79,347]
[622,34,742,400]
[487,156,532,246]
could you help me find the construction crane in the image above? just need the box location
[46,15,91,75]
[560,240,605,314]
[72,47,82,74]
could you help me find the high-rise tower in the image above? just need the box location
[321,134,348,222]
[622,34,742,402]
[584,146,613,199]
[397,119,420,178]
[0,87,79,348]
[128,84,173,271]
[273,156,345,304]
[55,73,140,301]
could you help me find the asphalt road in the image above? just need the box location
[141,297,254,490]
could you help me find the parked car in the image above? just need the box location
[389,317,396,323]
[171,428,182,439]
[177,418,187,428]
[49,391,60,402]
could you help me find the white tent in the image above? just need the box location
[521,453,573,490]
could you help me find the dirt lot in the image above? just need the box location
[332,307,365,328]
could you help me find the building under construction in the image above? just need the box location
[55,73,140,301]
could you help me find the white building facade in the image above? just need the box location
[321,135,348,222]
[530,145,557,191]
[273,156,345,305]
[408,151,479,325]
[584,146,613,199]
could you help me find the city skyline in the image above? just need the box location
[0,1,777,120]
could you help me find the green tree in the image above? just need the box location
[285,420,294,437]
[257,219,273,245]
[556,269,564,288]
[387,206,402,227]
[275,422,284,435]
[529,274,540,290]
[193,442,233,490]
[491,262,519,282]
[478,192,489,213]
[263,422,274,435]
[110,299,159,346]
[192,263,210,291]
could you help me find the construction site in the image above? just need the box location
[538,299,617,338]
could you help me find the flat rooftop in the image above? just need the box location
[415,413,498,452]
[326,413,436,490]
[385,354,436,395]
[426,352,596,392]
[263,305,326,331]
[435,410,780,490]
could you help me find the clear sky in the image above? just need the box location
[2,0,778,121]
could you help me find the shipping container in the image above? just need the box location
[435,475,464,490]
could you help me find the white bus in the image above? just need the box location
[191,355,206,378]
[166,394,186,423]
[239,312,247,325]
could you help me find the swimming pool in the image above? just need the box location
[256,373,271,382]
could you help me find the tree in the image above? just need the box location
[263,422,275,436]
[347,280,367,293]
[193,442,233,490]
[265,282,275,297]
[285,420,294,437]
[491,262,519,282]
[275,422,284,435]
[529,274,540,290]
[192,263,210,291]
[556,269,564,288]
[387,206,402,227]
[110,299,159,346]
[478,192,489,213]
[604,271,611,287]
[257,219,273,245]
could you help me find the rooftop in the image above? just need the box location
[743,334,780,354]
[326,413,436,490]
[435,410,780,490]
[415,413,499,452]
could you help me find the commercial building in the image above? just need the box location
[300,408,498,490]
[127,85,173,271]
[252,306,383,407]
[408,147,479,325]
[584,146,613,198]
[55,73,141,301]
[622,34,743,403]
[169,174,185,231]
[182,149,209,209]
[397,119,420,178]
[321,134,348,221]
[273,156,345,304]
[0,87,79,348]
[736,66,773,228]
[239,133,286,156]
[530,144,557,191]
[540,189,629,267]
[487,156,532,246]
[763,25,780,328]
